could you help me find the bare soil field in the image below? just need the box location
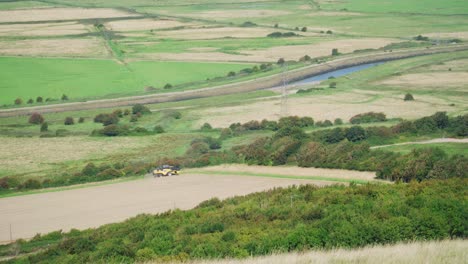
[187,240,468,264]
[198,91,454,128]
[0,173,339,242]
[0,8,138,23]
[0,136,150,174]
[178,10,290,19]
[378,72,468,87]
[106,18,194,31]
[0,22,88,36]
[0,38,108,57]
[199,164,377,181]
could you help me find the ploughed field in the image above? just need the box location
[0,165,377,243]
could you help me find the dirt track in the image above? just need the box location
[371,138,468,149]
[0,172,344,243]
[1,45,467,118]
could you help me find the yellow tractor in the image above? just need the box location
[152,165,180,177]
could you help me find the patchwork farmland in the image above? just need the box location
[0,0,467,263]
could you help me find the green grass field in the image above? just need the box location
[0,57,250,105]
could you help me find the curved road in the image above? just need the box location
[1,44,468,117]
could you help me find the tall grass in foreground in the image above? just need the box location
[185,240,467,264]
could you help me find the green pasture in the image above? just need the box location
[0,56,250,105]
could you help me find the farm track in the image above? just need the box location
[370,138,468,149]
[0,169,371,242]
[1,45,468,117]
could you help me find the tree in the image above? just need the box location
[277,58,285,65]
[14,98,22,105]
[40,122,48,132]
[404,93,414,101]
[27,99,34,104]
[301,27,307,32]
[29,112,44,124]
[201,123,212,131]
[94,113,119,126]
[227,71,236,77]
[332,48,339,56]
[431,112,449,129]
[64,117,74,125]
[325,128,345,143]
[326,30,333,34]
[61,94,69,101]
[334,118,343,125]
[36,97,43,103]
[132,104,151,115]
[345,126,367,142]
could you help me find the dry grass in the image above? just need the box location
[0,173,330,242]
[0,38,108,57]
[198,164,377,182]
[425,59,468,71]
[378,72,468,87]
[0,8,137,23]
[183,240,468,264]
[156,27,313,40]
[425,31,468,40]
[242,38,399,61]
[177,10,290,19]
[197,90,455,127]
[308,11,363,16]
[147,38,398,62]
[106,18,194,31]
[0,22,88,36]
[0,136,149,173]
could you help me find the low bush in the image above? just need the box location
[29,112,44,124]
[350,112,387,124]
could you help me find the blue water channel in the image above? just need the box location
[292,61,385,85]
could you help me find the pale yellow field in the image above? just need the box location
[378,72,468,88]
[185,240,468,264]
[198,164,378,182]
[156,27,319,40]
[425,31,468,40]
[0,22,88,36]
[177,9,290,19]
[0,136,150,173]
[0,8,138,23]
[196,90,454,128]
[0,38,108,57]
[106,18,194,31]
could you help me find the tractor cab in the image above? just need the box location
[153,165,180,177]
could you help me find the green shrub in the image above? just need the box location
[64,117,74,125]
[153,125,165,134]
[132,104,151,115]
[40,122,48,132]
[404,93,414,101]
[201,123,213,131]
[14,98,22,105]
[82,163,99,176]
[334,118,343,125]
[350,112,387,124]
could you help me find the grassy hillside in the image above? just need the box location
[1,178,466,263]
[187,240,467,264]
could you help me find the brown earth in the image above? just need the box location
[0,8,138,23]
[0,172,345,242]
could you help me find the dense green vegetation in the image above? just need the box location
[2,178,466,263]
